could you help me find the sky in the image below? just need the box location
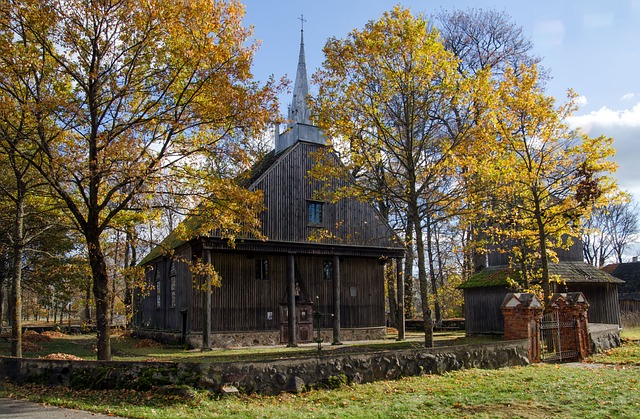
[242,0,640,201]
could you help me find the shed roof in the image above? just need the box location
[460,260,624,289]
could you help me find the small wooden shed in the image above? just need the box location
[460,261,624,335]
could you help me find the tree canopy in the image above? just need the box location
[0,0,280,359]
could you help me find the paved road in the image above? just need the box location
[0,398,123,418]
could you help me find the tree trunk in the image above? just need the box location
[410,205,433,347]
[110,231,120,326]
[0,271,6,329]
[124,230,131,328]
[425,215,442,324]
[84,280,91,324]
[10,194,25,358]
[86,231,111,360]
[386,262,397,328]
[533,193,551,307]
[403,220,415,319]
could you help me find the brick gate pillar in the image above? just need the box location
[501,293,544,362]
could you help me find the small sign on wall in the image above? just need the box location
[267,311,273,320]
[350,286,357,297]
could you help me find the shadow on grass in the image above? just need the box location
[1,329,502,363]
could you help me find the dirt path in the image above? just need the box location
[0,398,122,418]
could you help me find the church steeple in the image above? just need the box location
[275,16,325,153]
[288,19,310,124]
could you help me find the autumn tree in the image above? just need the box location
[436,8,544,79]
[312,6,487,346]
[0,0,70,356]
[4,0,280,360]
[470,65,617,305]
[584,196,639,265]
[434,8,547,290]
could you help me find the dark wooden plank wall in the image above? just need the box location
[620,300,640,313]
[463,287,510,335]
[184,253,385,332]
[252,142,395,248]
[565,283,621,325]
[487,239,583,267]
[134,247,194,332]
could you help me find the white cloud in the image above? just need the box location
[621,93,636,102]
[569,103,640,199]
[576,95,588,107]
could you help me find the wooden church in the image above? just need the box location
[134,29,404,348]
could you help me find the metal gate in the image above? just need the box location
[540,312,579,363]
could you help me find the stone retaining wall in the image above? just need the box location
[589,324,622,353]
[0,340,529,395]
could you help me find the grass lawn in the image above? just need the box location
[0,327,638,418]
[0,329,497,363]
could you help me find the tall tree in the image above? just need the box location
[435,7,546,286]
[607,199,639,263]
[436,8,544,80]
[470,65,617,305]
[4,0,280,360]
[0,0,67,356]
[583,204,615,267]
[583,195,638,267]
[312,6,487,346]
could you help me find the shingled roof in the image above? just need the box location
[460,260,624,289]
[603,261,640,301]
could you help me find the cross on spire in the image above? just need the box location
[298,14,306,31]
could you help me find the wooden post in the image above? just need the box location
[396,258,405,341]
[287,253,297,347]
[332,255,342,345]
[201,248,212,351]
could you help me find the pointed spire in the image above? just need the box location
[275,16,325,153]
[289,15,310,124]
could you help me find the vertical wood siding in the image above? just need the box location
[464,287,510,335]
[137,141,399,334]
[565,283,621,325]
[252,142,396,247]
[140,251,387,333]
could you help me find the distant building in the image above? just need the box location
[134,28,404,348]
[460,238,623,335]
[603,261,640,313]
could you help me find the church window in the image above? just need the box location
[255,258,269,280]
[323,260,333,281]
[170,276,176,307]
[308,201,324,224]
[156,280,162,308]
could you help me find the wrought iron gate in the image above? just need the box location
[540,312,579,362]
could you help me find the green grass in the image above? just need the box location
[1,354,639,418]
[585,326,640,366]
[0,329,639,417]
[622,326,640,341]
[1,330,497,363]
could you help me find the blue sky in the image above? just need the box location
[243,0,640,201]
